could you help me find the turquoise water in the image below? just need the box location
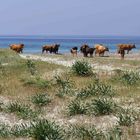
[0,36,140,54]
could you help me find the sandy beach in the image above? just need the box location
[19,51,140,71]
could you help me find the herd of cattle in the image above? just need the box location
[9,43,136,59]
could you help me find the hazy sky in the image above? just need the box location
[0,0,140,36]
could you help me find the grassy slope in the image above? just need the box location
[0,49,140,140]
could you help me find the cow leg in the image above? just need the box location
[84,53,87,57]
[102,52,104,57]
[99,52,102,57]
[42,49,45,54]
[95,51,97,56]
[90,52,93,57]
[20,49,23,53]
[127,50,129,54]
[120,49,125,60]
[121,53,125,59]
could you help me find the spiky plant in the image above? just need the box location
[88,98,116,116]
[6,102,37,119]
[76,82,115,99]
[112,70,140,86]
[120,71,140,86]
[55,75,74,97]
[26,60,37,75]
[67,100,87,116]
[29,119,64,140]
[31,93,51,107]
[66,124,103,140]
[105,126,122,140]
[10,123,30,137]
[71,60,93,76]
[116,108,139,126]
[0,123,10,137]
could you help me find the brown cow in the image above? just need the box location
[70,47,78,57]
[117,44,136,54]
[80,44,95,57]
[42,44,60,54]
[94,44,109,56]
[10,44,24,53]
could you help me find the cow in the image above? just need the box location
[9,44,24,53]
[117,44,136,54]
[42,44,60,54]
[70,47,78,57]
[80,44,95,57]
[94,44,109,56]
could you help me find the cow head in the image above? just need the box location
[73,47,78,50]
[132,44,136,48]
[21,44,24,47]
[105,47,109,51]
[55,44,60,48]
[80,44,89,52]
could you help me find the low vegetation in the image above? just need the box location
[76,81,115,99]
[67,99,87,116]
[87,97,117,116]
[66,124,103,140]
[5,102,38,119]
[112,70,140,86]
[22,76,51,89]
[0,49,140,140]
[55,75,74,97]
[116,108,139,126]
[71,60,93,76]
[29,119,64,140]
[31,93,51,107]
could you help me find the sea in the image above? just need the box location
[0,35,140,54]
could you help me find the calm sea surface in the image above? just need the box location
[0,36,140,54]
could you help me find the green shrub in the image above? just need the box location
[6,102,38,119]
[87,98,116,116]
[26,60,37,75]
[31,93,51,107]
[22,77,51,89]
[120,71,140,86]
[71,60,93,76]
[105,126,122,140]
[29,119,64,140]
[0,120,64,140]
[112,70,140,86]
[116,108,138,126]
[66,124,103,140]
[10,123,30,137]
[55,75,74,97]
[76,82,115,99]
[67,100,87,116]
[96,83,115,97]
[0,123,10,137]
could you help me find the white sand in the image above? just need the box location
[19,54,122,72]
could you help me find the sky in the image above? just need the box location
[0,0,140,36]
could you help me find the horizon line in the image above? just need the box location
[0,34,140,38]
